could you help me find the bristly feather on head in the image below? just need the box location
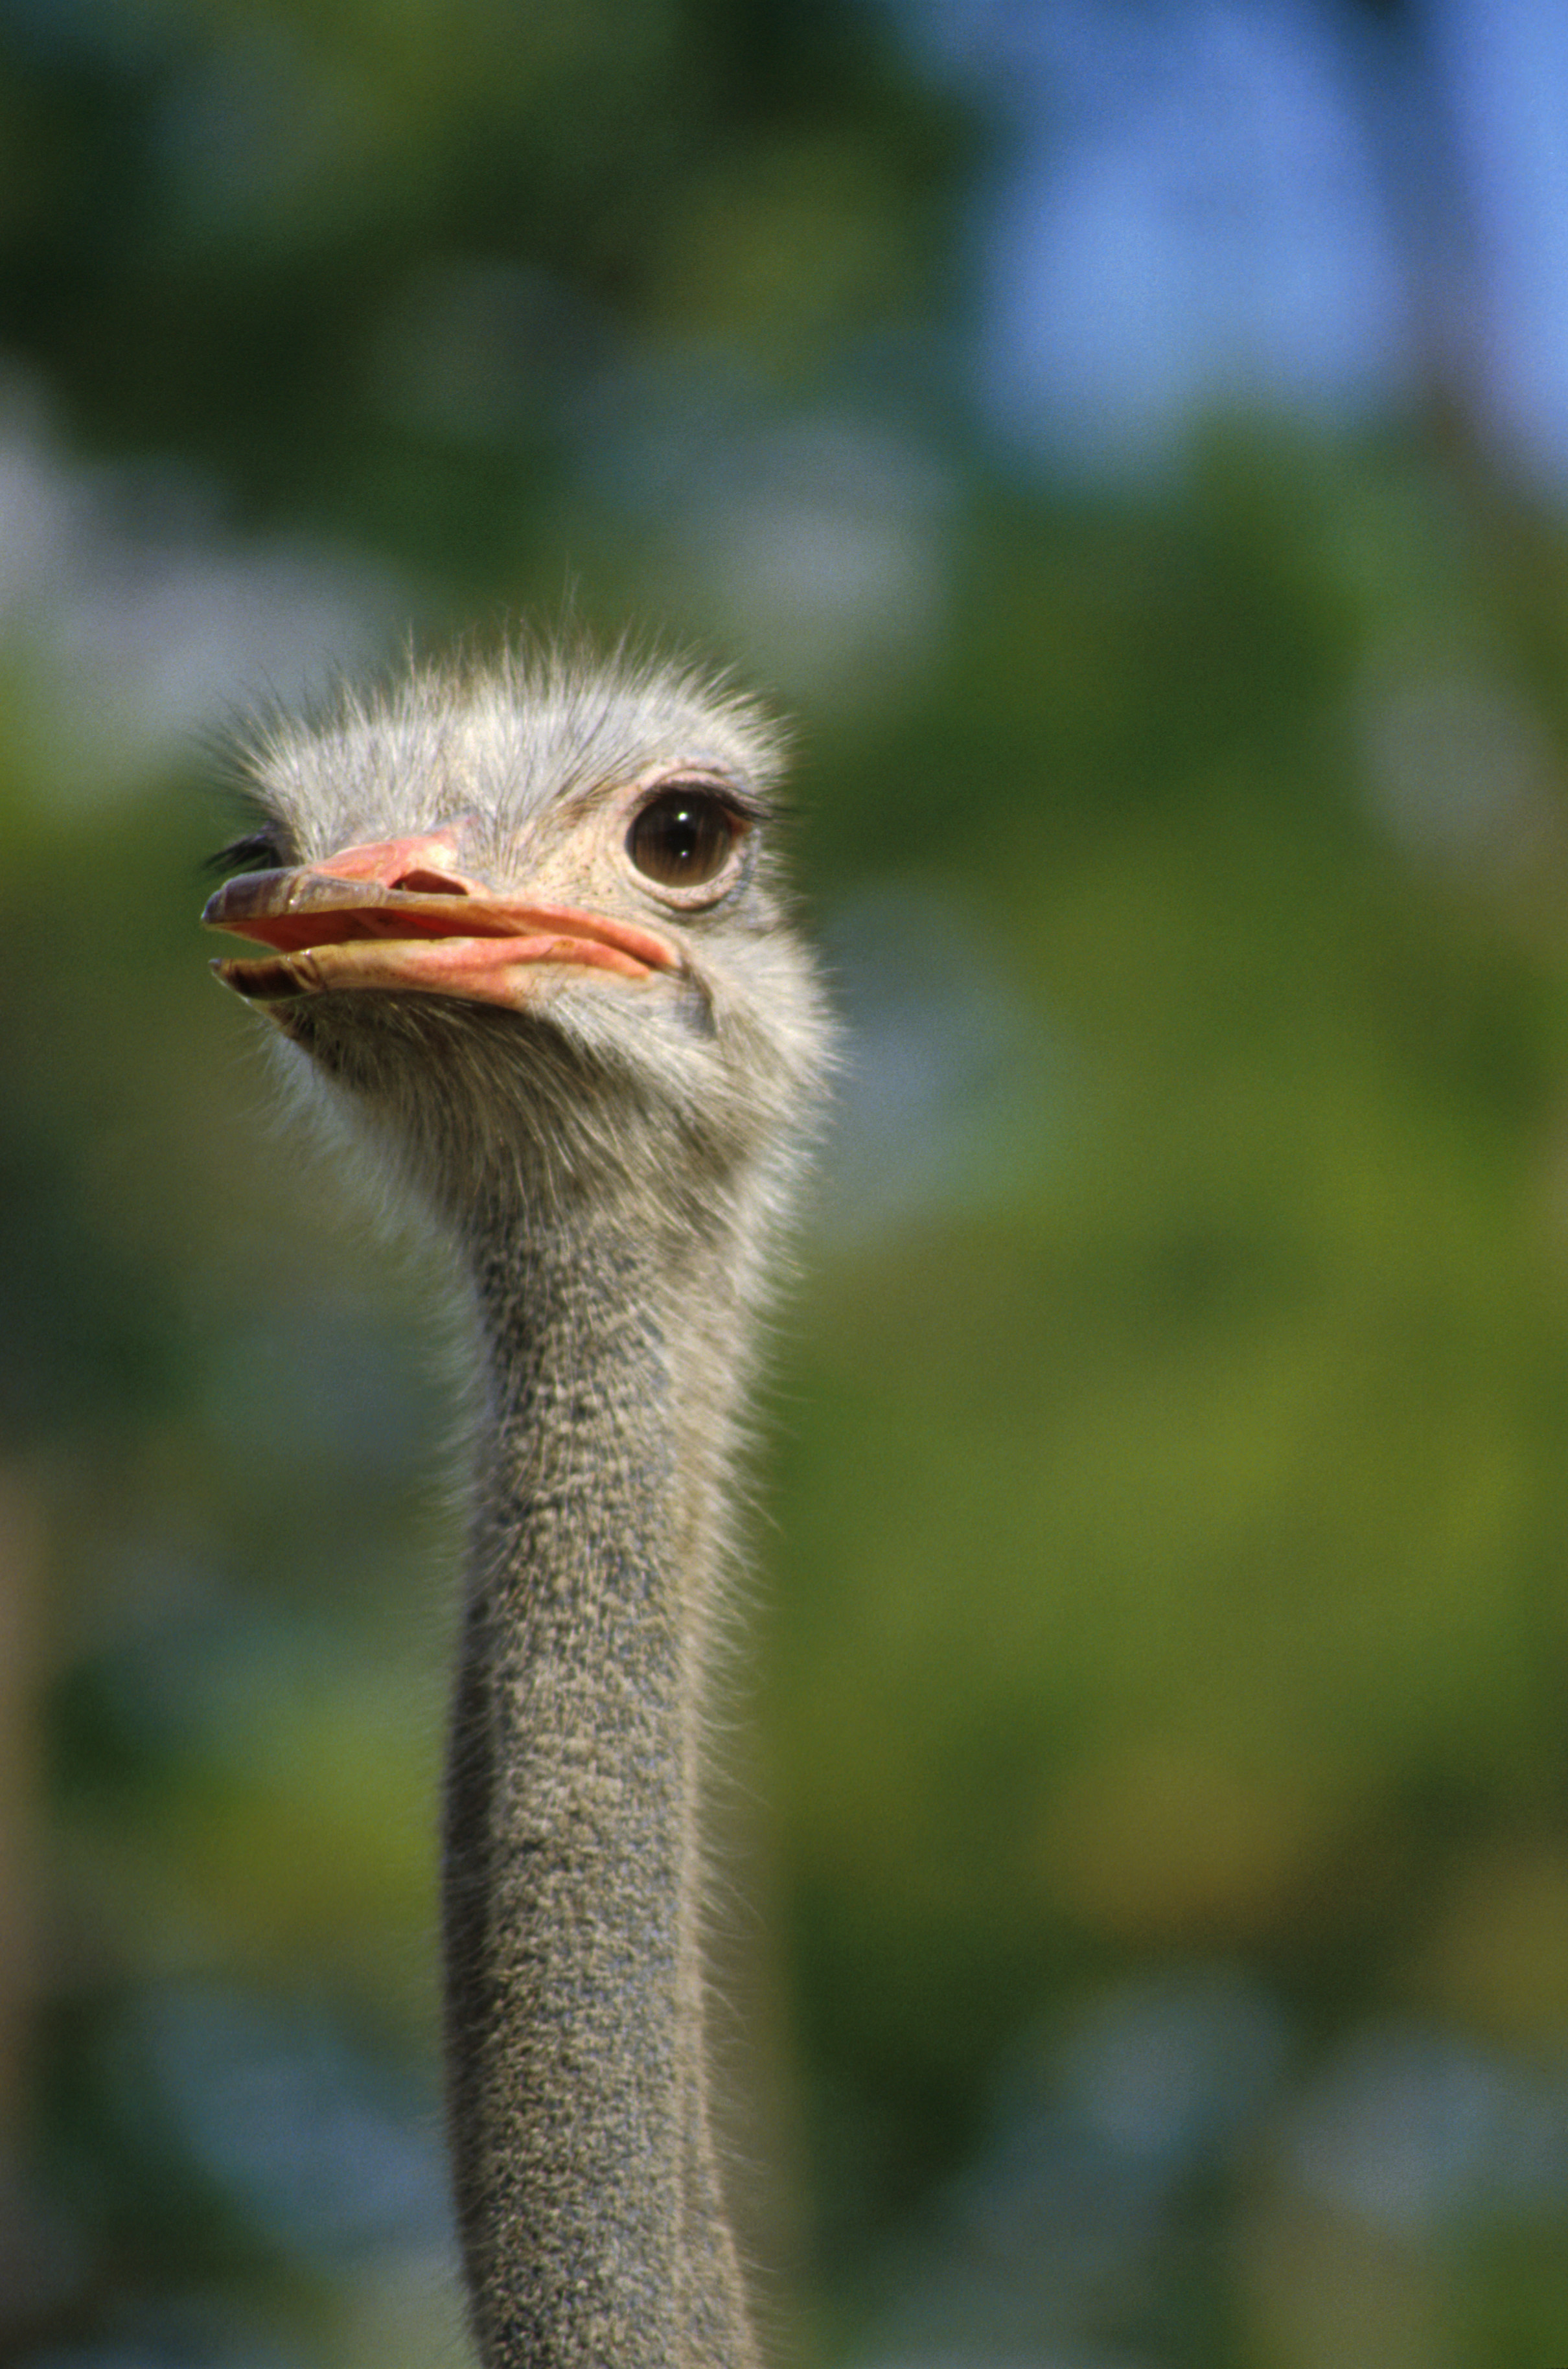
[235,638,790,873]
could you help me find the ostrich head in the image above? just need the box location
[203,647,829,1244]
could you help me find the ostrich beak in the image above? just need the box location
[203,832,679,1008]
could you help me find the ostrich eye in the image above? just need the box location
[627,788,740,890]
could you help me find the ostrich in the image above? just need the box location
[201,647,831,2369]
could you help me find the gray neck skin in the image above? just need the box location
[443,1188,758,2369]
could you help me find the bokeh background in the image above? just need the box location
[6,2,1568,2364]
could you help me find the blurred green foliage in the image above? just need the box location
[5,5,1568,2368]
[0,0,960,583]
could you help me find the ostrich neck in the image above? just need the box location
[444,1186,758,2369]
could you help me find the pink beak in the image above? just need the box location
[203,831,680,1008]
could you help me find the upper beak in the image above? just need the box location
[202,833,679,1008]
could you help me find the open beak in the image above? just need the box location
[203,833,679,1010]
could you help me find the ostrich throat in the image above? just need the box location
[449,1182,757,2369]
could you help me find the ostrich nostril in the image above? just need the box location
[391,866,474,895]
